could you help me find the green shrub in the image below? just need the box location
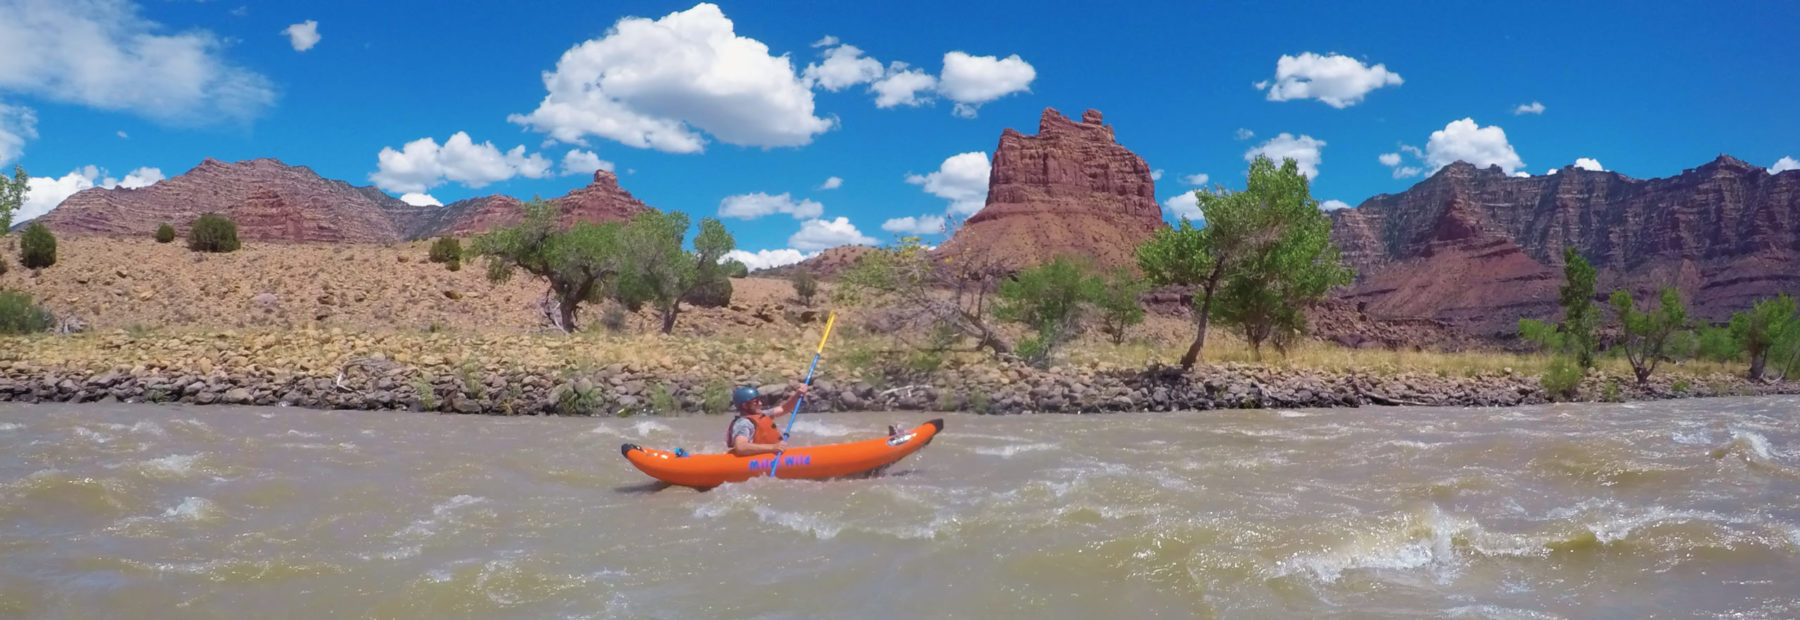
[154,223,176,243]
[0,290,55,334]
[793,270,819,306]
[1671,379,1690,393]
[722,259,750,279]
[648,383,677,413]
[554,381,602,415]
[19,222,55,269]
[1540,355,1583,401]
[701,381,732,414]
[187,213,241,253]
[1601,379,1622,402]
[428,237,462,266]
[600,304,629,332]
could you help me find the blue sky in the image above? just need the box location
[3,0,1796,268]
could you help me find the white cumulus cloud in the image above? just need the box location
[17,165,160,222]
[869,62,937,108]
[803,43,885,91]
[282,20,320,52]
[1320,199,1352,211]
[1378,152,1401,166]
[907,151,990,216]
[1150,169,1164,181]
[789,216,876,251]
[722,248,811,271]
[1235,128,1255,141]
[1180,172,1209,186]
[507,3,833,153]
[1162,191,1201,221]
[399,192,441,207]
[0,0,275,124]
[1769,157,1798,174]
[1258,52,1402,108]
[1244,133,1326,179]
[881,214,946,235]
[817,176,842,190]
[369,132,553,194]
[718,192,823,220]
[0,103,38,165]
[1573,157,1605,171]
[1423,118,1525,175]
[1513,101,1545,115]
[937,51,1036,118]
[560,149,614,176]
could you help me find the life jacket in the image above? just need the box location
[728,412,782,446]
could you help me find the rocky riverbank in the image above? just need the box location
[1,330,1793,416]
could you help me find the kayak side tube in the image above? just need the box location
[621,418,944,488]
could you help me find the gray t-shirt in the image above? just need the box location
[728,417,757,444]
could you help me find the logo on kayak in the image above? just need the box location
[886,433,915,446]
[748,455,812,470]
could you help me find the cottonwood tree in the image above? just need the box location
[0,166,25,234]
[471,199,626,332]
[835,236,1012,356]
[1094,266,1149,345]
[1610,287,1688,387]
[616,211,735,334]
[994,256,1102,367]
[1137,155,1349,366]
[1729,294,1796,381]
[1520,247,1600,368]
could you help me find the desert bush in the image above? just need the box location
[1540,355,1583,401]
[0,290,54,335]
[188,213,241,253]
[722,259,750,279]
[428,236,462,268]
[19,222,54,269]
[793,270,819,306]
[154,223,176,243]
[600,304,630,332]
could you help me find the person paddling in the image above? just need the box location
[726,384,808,457]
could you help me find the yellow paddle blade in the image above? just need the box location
[816,311,837,354]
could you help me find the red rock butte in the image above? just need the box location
[1332,155,1800,336]
[934,107,1165,271]
[33,160,654,243]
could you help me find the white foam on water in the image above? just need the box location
[751,505,844,540]
[397,494,488,539]
[1381,440,1442,450]
[1276,409,1312,418]
[973,442,1057,457]
[284,429,324,439]
[1670,429,1711,445]
[0,422,21,432]
[163,496,217,521]
[1444,604,1565,620]
[631,420,671,437]
[1729,428,1779,460]
[790,419,859,437]
[1273,505,1475,584]
[143,454,202,477]
[72,426,112,443]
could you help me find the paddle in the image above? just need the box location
[768,311,836,478]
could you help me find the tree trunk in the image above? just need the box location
[660,303,679,334]
[557,297,579,333]
[1179,281,1220,370]
[1749,350,1768,381]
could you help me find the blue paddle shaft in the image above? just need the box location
[767,352,821,478]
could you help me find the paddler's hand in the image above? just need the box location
[793,384,810,396]
[774,441,789,452]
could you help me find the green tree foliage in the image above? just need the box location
[1095,267,1149,345]
[1559,248,1599,368]
[19,222,55,269]
[1540,355,1583,401]
[1694,324,1739,363]
[836,236,1011,356]
[154,223,177,243]
[470,199,627,332]
[1518,318,1566,352]
[0,290,54,334]
[994,256,1102,367]
[722,259,750,279]
[0,166,26,234]
[1728,294,1795,380]
[428,236,463,271]
[1610,287,1688,387]
[792,270,819,306]
[187,213,241,253]
[615,211,735,334]
[1136,156,1350,365]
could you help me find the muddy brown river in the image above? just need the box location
[2,397,1798,618]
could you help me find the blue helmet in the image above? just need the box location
[731,386,760,407]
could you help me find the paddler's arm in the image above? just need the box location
[763,384,810,420]
[728,436,788,456]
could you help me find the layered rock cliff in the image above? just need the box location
[1331,156,1800,336]
[933,108,1164,271]
[34,160,654,243]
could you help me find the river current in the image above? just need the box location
[2,398,1798,618]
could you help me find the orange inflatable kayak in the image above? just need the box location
[621,419,943,488]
